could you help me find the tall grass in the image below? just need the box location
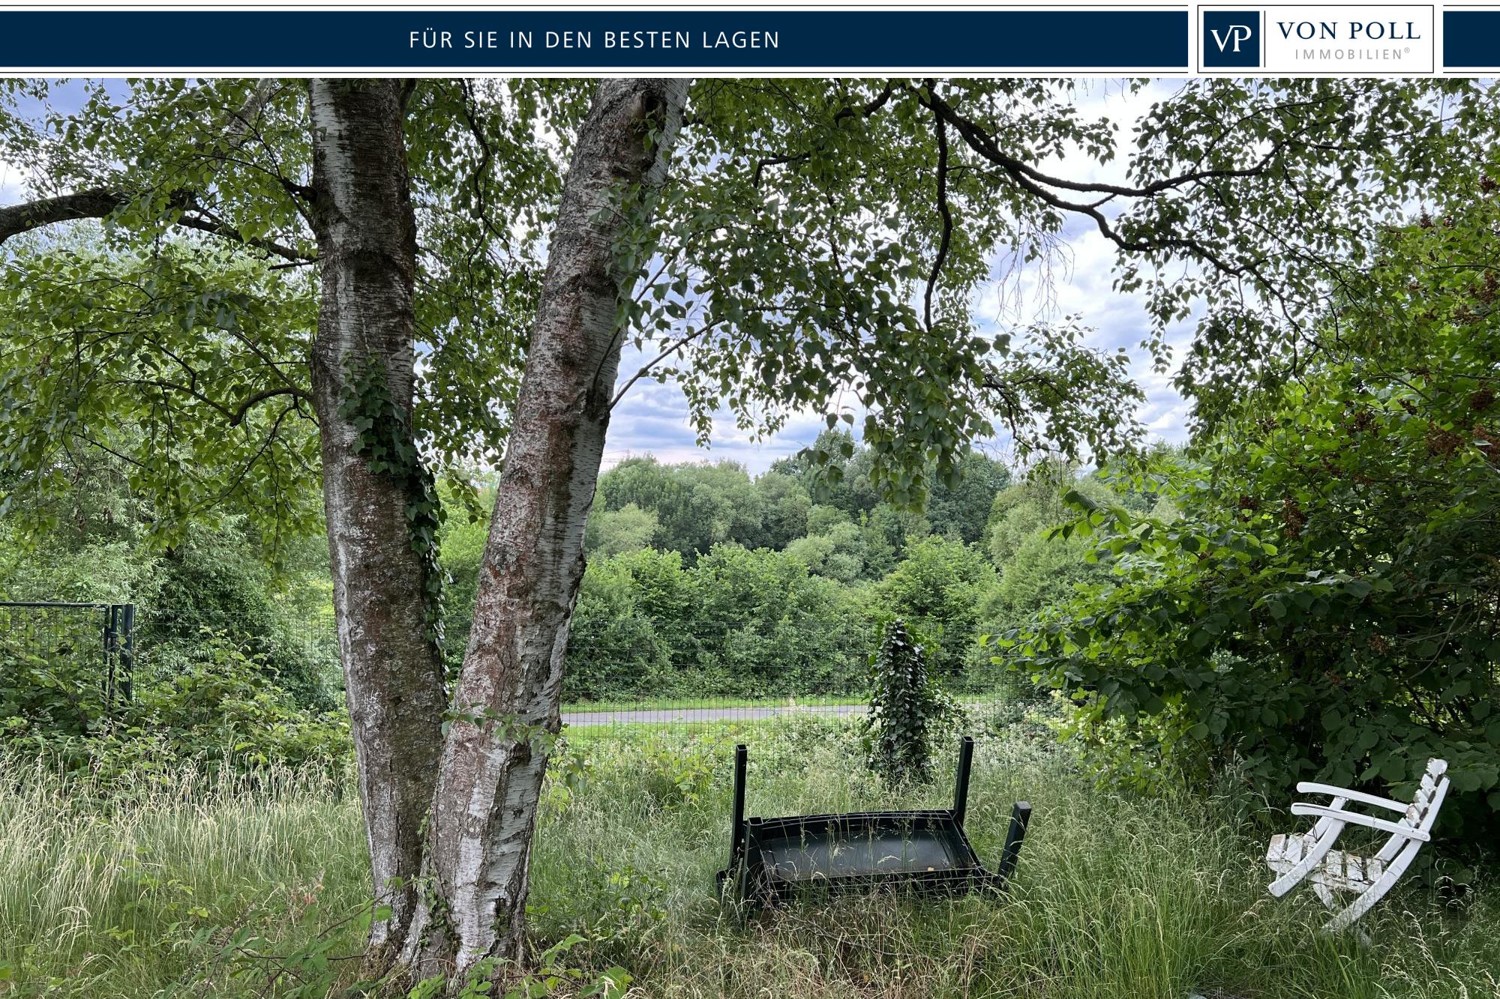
[0,757,369,995]
[1,720,1496,997]
[535,720,1500,999]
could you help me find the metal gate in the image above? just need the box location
[0,601,135,709]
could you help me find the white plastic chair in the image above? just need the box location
[1265,758,1449,932]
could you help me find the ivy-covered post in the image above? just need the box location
[865,619,949,785]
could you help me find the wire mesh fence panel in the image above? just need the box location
[0,602,135,728]
[556,659,1030,739]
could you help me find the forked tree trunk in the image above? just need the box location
[398,77,688,979]
[306,78,448,966]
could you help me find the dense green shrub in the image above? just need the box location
[438,502,490,670]
[977,468,1116,645]
[993,200,1500,838]
[566,549,691,700]
[565,544,874,701]
[142,532,340,711]
[0,631,350,785]
[1014,219,1500,837]
[688,544,870,695]
[879,535,996,676]
[0,633,111,741]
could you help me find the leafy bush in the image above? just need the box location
[879,535,996,675]
[567,544,873,701]
[1013,196,1500,842]
[0,631,350,786]
[689,544,870,695]
[565,549,691,700]
[140,526,341,711]
[0,638,111,741]
[1016,382,1500,836]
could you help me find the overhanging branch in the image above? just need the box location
[0,188,123,244]
[0,80,313,260]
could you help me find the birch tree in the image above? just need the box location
[1,76,1494,984]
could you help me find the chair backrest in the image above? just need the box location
[1405,759,1450,834]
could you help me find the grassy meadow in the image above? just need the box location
[1,715,1496,998]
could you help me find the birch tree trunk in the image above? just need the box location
[398,77,688,979]
[306,78,448,967]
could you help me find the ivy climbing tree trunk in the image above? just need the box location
[397,77,688,978]
[305,78,448,968]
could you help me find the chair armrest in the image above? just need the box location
[1295,782,1407,812]
[1290,803,1430,841]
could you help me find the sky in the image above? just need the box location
[0,78,1198,476]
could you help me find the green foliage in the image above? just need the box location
[0,620,112,741]
[1014,195,1500,834]
[879,534,996,675]
[584,502,659,558]
[776,431,1007,550]
[0,235,322,547]
[143,527,340,710]
[863,620,952,784]
[0,448,339,714]
[926,450,1012,544]
[634,736,720,810]
[10,79,1496,531]
[0,630,349,784]
[783,521,872,584]
[408,935,631,999]
[565,544,873,701]
[753,469,813,550]
[567,447,1022,703]
[654,84,1154,499]
[437,498,490,665]
[565,549,688,701]
[689,544,869,694]
[980,464,1116,639]
[0,79,586,488]
[595,458,767,562]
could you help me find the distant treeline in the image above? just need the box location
[441,432,1130,701]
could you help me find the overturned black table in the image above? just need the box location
[717,735,1031,907]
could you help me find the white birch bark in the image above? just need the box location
[398,77,688,979]
[306,78,448,965]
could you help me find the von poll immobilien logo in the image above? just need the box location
[1198,5,1434,74]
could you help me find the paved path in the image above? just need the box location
[561,699,1005,727]
[561,703,866,727]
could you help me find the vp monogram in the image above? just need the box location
[1210,23,1255,51]
[1201,10,1261,67]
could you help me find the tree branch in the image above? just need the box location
[0,188,123,244]
[174,211,315,263]
[924,80,953,333]
[751,81,897,187]
[611,321,718,410]
[0,80,312,254]
[230,386,310,426]
[918,89,1270,291]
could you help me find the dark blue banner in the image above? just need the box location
[0,10,1188,70]
[1444,10,1500,68]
